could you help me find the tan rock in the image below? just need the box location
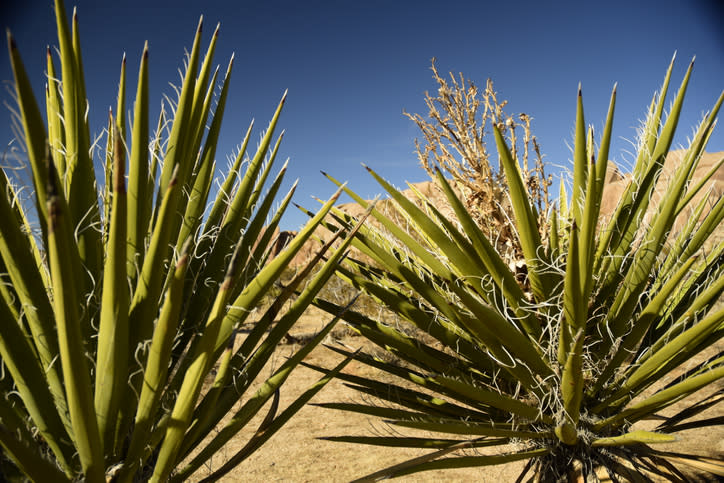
[600,150,724,231]
[285,150,723,269]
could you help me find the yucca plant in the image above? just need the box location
[0,1,360,481]
[309,57,724,481]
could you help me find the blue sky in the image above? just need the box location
[2,0,723,230]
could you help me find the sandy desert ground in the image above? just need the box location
[184,305,723,483]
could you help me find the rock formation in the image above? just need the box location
[279,150,723,269]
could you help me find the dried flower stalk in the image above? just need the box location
[405,60,552,265]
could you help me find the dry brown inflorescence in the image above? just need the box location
[405,60,552,275]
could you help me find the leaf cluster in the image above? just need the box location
[0,1,357,481]
[313,56,724,481]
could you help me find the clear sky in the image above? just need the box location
[2,0,723,230]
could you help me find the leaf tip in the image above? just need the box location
[169,163,180,188]
[178,236,193,267]
[331,184,347,201]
